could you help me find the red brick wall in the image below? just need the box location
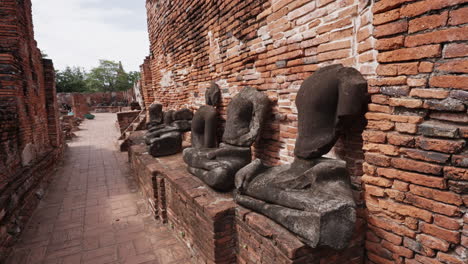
[142,0,467,263]
[0,0,64,260]
[363,1,467,264]
[142,0,374,262]
[140,57,154,114]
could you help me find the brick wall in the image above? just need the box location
[117,111,141,133]
[363,1,467,263]
[0,0,64,260]
[142,0,467,263]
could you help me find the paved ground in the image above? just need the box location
[6,113,193,264]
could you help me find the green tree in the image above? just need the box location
[86,60,136,92]
[56,66,87,93]
[128,71,140,84]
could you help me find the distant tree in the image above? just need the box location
[56,66,87,93]
[86,60,135,92]
[128,71,140,84]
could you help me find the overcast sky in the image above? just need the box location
[31,0,149,72]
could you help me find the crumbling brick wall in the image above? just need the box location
[0,0,64,260]
[363,1,467,263]
[143,0,466,263]
[143,0,376,262]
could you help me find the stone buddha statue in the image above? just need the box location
[235,64,367,250]
[183,86,269,191]
[145,103,193,157]
[191,82,221,149]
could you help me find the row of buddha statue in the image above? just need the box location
[144,64,368,250]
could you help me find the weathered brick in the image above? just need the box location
[444,166,468,181]
[430,112,468,124]
[377,168,446,189]
[434,214,462,231]
[367,120,395,131]
[429,75,468,90]
[424,98,466,112]
[381,240,414,258]
[405,193,461,217]
[416,137,465,154]
[409,185,463,206]
[368,104,394,114]
[404,238,424,254]
[448,6,468,26]
[437,252,466,264]
[391,157,442,175]
[387,133,415,147]
[373,9,401,26]
[407,78,427,87]
[364,143,399,156]
[368,215,416,238]
[375,36,405,51]
[362,175,393,187]
[417,234,450,252]
[400,148,450,164]
[381,86,410,97]
[400,0,467,18]
[378,45,441,62]
[451,153,468,168]
[395,122,416,134]
[408,12,448,33]
[410,89,450,99]
[373,0,413,14]
[371,226,403,245]
[436,60,468,74]
[365,153,392,167]
[374,20,408,38]
[367,252,394,264]
[388,98,423,108]
[444,43,468,59]
[392,180,409,191]
[419,61,434,73]
[450,90,468,101]
[366,184,386,197]
[379,199,433,222]
[418,121,460,139]
[317,40,351,53]
[421,223,460,244]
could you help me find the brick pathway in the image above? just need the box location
[6,113,193,264]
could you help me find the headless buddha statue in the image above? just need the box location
[191,82,221,149]
[183,86,269,191]
[145,103,193,157]
[235,64,367,250]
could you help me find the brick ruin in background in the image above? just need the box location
[0,0,64,260]
[57,90,136,116]
[138,0,467,263]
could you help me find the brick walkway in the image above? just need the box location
[6,113,193,264]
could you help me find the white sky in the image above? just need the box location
[31,0,149,72]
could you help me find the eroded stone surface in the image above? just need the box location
[183,86,269,191]
[235,65,367,250]
[145,107,193,157]
[191,82,221,149]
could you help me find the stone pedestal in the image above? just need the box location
[236,206,365,264]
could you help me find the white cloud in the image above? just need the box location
[31,0,149,72]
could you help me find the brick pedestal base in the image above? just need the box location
[129,142,365,264]
[129,145,237,264]
[236,207,365,264]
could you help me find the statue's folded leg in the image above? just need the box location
[148,132,182,157]
[188,164,235,191]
